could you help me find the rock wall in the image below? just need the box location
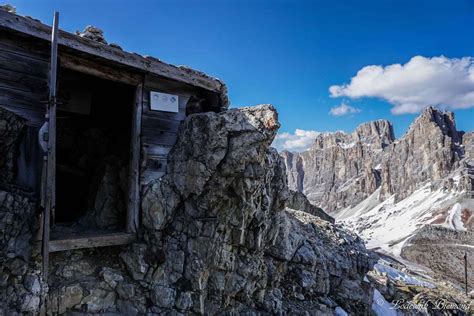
[286,190,334,223]
[281,119,393,212]
[0,190,43,313]
[283,107,470,213]
[401,225,473,287]
[379,107,463,201]
[0,108,26,185]
[0,105,375,314]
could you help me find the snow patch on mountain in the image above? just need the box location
[338,183,467,257]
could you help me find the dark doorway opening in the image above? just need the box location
[53,68,135,238]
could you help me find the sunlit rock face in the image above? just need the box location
[137,105,376,315]
[283,107,470,213]
[379,106,463,201]
[282,119,394,213]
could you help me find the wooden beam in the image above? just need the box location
[49,233,136,252]
[59,52,142,85]
[0,10,224,93]
[126,83,143,233]
[42,11,59,281]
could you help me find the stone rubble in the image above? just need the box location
[76,25,108,45]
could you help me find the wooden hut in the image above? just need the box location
[0,10,227,262]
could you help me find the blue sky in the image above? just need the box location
[11,0,474,150]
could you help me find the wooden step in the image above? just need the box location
[49,232,136,252]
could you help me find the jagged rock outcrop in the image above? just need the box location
[287,190,335,223]
[282,119,394,212]
[133,105,376,314]
[379,107,463,201]
[283,107,471,213]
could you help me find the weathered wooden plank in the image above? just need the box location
[16,126,42,191]
[141,128,179,147]
[0,67,48,94]
[0,105,44,127]
[49,233,136,252]
[42,10,59,281]
[0,10,224,93]
[0,49,49,78]
[144,155,167,171]
[126,83,143,233]
[141,116,182,133]
[0,105,43,126]
[144,74,198,96]
[0,87,45,110]
[142,143,173,156]
[60,52,142,85]
[142,106,186,121]
[0,29,50,61]
[140,170,166,185]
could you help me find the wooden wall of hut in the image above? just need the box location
[0,28,222,194]
[140,74,220,185]
[0,30,50,192]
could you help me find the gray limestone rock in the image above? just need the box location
[132,105,375,314]
[286,190,334,223]
[0,108,25,185]
[283,107,470,213]
[76,25,108,45]
[282,119,393,212]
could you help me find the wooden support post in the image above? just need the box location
[465,251,468,296]
[126,82,143,233]
[42,11,59,281]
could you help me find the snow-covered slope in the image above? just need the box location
[338,184,468,257]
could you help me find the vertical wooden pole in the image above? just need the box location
[465,251,468,296]
[42,11,59,281]
[127,82,143,233]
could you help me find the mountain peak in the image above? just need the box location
[354,119,395,148]
[407,106,460,143]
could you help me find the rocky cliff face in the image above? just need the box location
[283,107,471,213]
[379,107,464,201]
[282,119,394,212]
[0,105,376,315]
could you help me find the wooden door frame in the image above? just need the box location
[127,82,143,233]
[43,65,143,254]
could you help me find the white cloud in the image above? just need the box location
[329,102,361,116]
[329,56,474,114]
[272,129,320,152]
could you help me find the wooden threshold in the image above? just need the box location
[49,232,136,252]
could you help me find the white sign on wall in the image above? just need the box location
[150,91,179,113]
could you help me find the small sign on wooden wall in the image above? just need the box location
[150,91,179,113]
